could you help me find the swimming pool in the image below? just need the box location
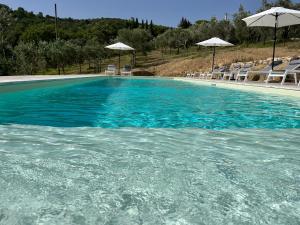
[0,77,299,224]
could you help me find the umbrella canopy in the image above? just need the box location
[196,37,234,72]
[243,7,300,69]
[197,37,234,47]
[242,7,300,27]
[105,42,135,51]
[105,42,135,75]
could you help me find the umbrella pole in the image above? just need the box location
[272,14,278,70]
[118,50,121,75]
[212,46,216,72]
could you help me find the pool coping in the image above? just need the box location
[174,78,300,99]
[0,75,105,85]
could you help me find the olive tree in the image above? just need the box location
[14,41,46,75]
[118,28,153,55]
[0,5,13,74]
[84,39,106,73]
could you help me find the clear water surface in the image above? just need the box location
[0,77,299,225]
[0,77,299,129]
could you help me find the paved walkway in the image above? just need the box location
[175,78,300,98]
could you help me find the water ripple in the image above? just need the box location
[0,125,299,224]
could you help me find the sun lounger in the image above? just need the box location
[187,72,194,78]
[266,59,300,85]
[121,65,132,76]
[235,64,254,82]
[186,72,195,78]
[206,66,229,80]
[105,65,117,75]
[236,61,283,82]
[223,64,241,81]
[186,72,193,78]
[199,72,207,79]
[191,72,202,79]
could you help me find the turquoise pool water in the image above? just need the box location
[0,77,299,225]
[0,77,299,129]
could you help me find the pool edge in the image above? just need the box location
[175,78,300,99]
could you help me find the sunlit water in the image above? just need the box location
[0,77,299,225]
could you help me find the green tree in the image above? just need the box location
[84,39,105,73]
[141,20,145,29]
[178,17,192,29]
[274,0,293,8]
[173,28,193,53]
[155,28,193,54]
[261,0,271,10]
[149,20,154,36]
[46,40,76,74]
[118,28,153,55]
[70,39,86,73]
[233,5,250,44]
[0,5,14,74]
[21,24,56,42]
[14,41,46,75]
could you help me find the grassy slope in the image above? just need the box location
[147,41,300,76]
[38,41,300,76]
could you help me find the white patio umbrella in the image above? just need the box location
[243,7,300,70]
[105,42,135,75]
[196,37,234,72]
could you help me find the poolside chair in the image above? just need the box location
[186,72,192,78]
[235,64,253,82]
[206,66,229,80]
[236,60,283,82]
[105,65,117,75]
[199,72,207,79]
[223,64,242,81]
[121,65,132,76]
[190,72,199,79]
[266,59,300,85]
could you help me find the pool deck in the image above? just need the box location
[0,75,104,84]
[175,78,300,98]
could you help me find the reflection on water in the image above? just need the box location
[0,125,299,225]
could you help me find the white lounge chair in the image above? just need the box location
[199,72,207,79]
[190,72,197,78]
[121,65,132,76]
[206,66,229,80]
[235,64,254,82]
[186,72,194,78]
[236,61,282,82]
[266,59,300,85]
[105,65,117,75]
[223,64,241,81]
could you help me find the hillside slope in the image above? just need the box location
[142,42,300,76]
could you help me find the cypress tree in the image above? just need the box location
[135,18,139,28]
[149,20,154,35]
[178,17,192,29]
[141,19,145,29]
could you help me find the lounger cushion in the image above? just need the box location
[289,59,300,65]
[273,60,283,66]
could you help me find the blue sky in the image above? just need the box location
[0,0,297,26]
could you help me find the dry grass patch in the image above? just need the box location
[150,46,300,76]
